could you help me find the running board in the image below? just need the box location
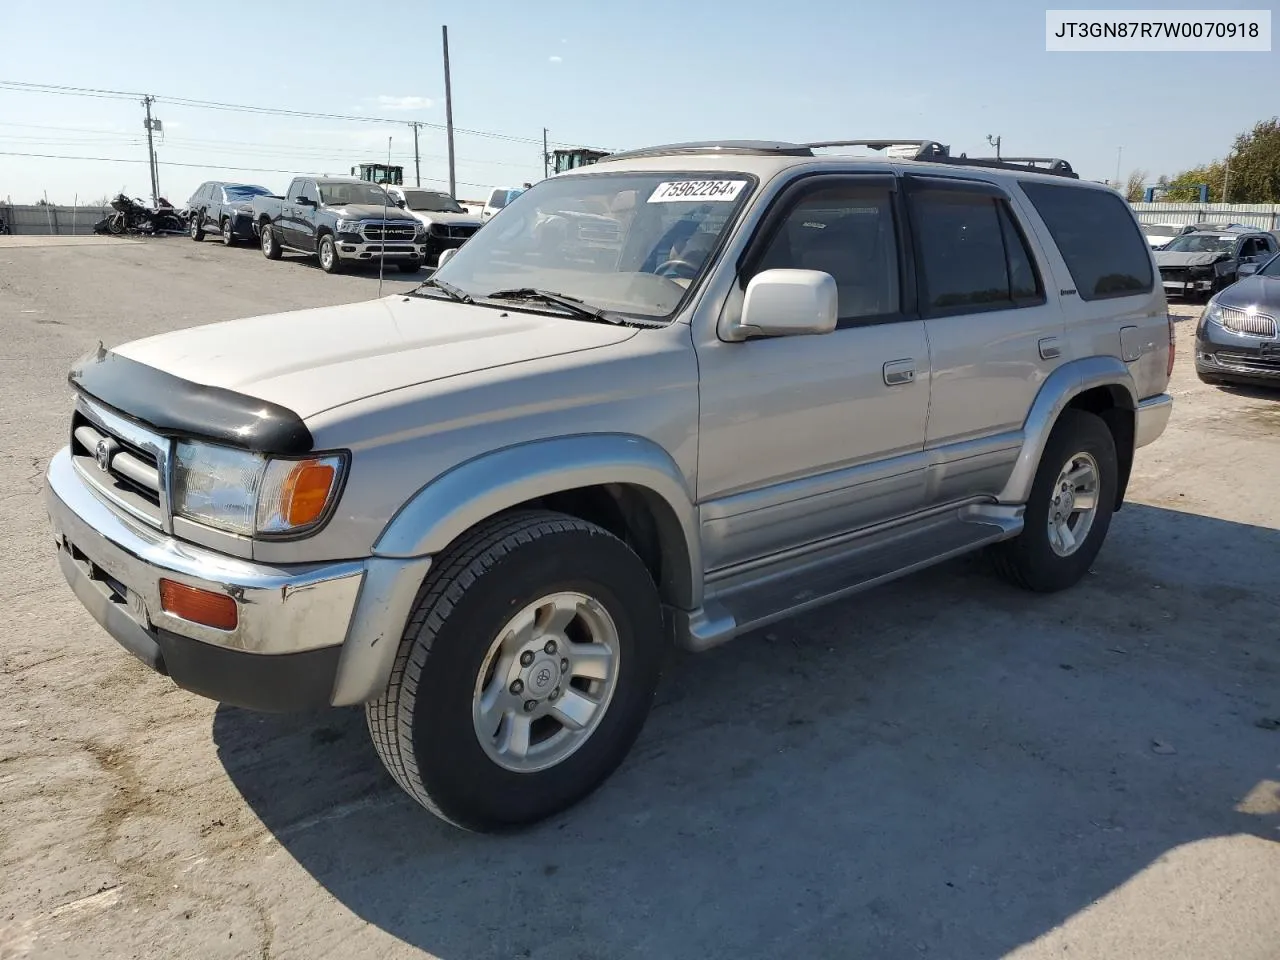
[676,504,1023,652]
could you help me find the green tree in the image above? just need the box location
[1162,162,1225,202]
[1222,117,1280,203]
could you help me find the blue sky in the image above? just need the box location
[1,0,1275,205]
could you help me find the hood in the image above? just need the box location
[112,296,638,419]
[409,210,481,228]
[325,203,418,222]
[1215,274,1280,311]
[1154,250,1229,268]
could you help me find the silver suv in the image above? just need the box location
[44,138,1174,832]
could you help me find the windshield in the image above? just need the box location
[224,185,270,201]
[429,172,755,320]
[1162,234,1234,254]
[1140,223,1175,237]
[318,182,396,206]
[489,188,524,210]
[401,189,465,213]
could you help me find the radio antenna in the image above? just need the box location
[378,135,391,297]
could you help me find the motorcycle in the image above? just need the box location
[93,194,186,236]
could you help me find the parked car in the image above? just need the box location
[45,138,1173,833]
[251,176,428,273]
[1195,249,1280,388]
[1138,222,1183,249]
[382,185,482,265]
[1153,228,1279,301]
[188,182,273,245]
[480,185,526,222]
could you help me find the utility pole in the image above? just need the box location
[986,134,1002,159]
[1222,152,1231,203]
[543,127,550,179]
[1114,146,1123,190]
[411,122,421,187]
[442,25,456,198]
[142,95,159,206]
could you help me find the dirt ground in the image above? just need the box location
[1,236,1278,960]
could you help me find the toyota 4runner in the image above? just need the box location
[45,138,1174,833]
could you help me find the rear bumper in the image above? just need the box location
[43,446,430,711]
[1135,393,1173,448]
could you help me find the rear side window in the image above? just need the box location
[908,188,1044,312]
[1019,181,1154,301]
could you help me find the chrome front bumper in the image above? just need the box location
[43,446,432,710]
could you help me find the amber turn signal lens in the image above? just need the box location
[159,579,238,631]
[282,460,336,528]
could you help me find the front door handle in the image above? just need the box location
[883,358,916,386]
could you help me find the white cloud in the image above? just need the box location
[548,55,563,63]
[375,95,433,111]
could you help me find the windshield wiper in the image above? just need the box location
[483,288,662,327]
[414,277,473,303]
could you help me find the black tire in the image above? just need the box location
[220,217,235,246]
[317,234,340,273]
[988,408,1118,593]
[107,213,126,236]
[260,223,281,260]
[398,261,423,273]
[190,211,205,241]
[366,510,665,832]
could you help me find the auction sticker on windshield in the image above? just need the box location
[648,180,747,203]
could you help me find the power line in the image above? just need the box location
[0,78,613,151]
[0,150,495,189]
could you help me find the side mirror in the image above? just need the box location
[436,247,457,268]
[1238,261,1259,277]
[294,196,313,205]
[728,269,838,339]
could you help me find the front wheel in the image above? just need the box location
[220,218,235,246]
[190,212,205,241]
[366,510,665,832]
[317,234,340,273]
[988,408,1118,593]
[260,223,281,260]
[107,213,126,236]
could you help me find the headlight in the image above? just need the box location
[414,223,429,240]
[335,218,362,234]
[1202,299,1223,327]
[172,440,345,537]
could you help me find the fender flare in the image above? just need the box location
[372,433,703,608]
[997,356,1137,504]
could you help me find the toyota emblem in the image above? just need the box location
[95,438,112,471]
[535,667,552,686]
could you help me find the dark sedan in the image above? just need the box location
[187,181,273,245]
[1195,252,1280,388]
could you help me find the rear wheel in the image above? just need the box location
[989,408,1118,593]
[317,234,340,273]
[366,510,665,832]
[260,223,281,260]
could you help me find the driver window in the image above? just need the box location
[746,181,900,323]
[301,181,319,205]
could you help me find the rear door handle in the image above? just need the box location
[883,358,916,386]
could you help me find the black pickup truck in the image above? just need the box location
[251,176,429,273]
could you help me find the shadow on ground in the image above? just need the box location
[213,503,1280,960]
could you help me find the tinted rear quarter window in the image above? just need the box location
[1019,181,1153,301]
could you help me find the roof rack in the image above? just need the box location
[597,140,814,163]
[593,138,1078,179]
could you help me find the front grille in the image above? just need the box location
[429,223,478,241]
[360,220,417,242]
[1218,306,1278,338]
[70,398,168,528]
